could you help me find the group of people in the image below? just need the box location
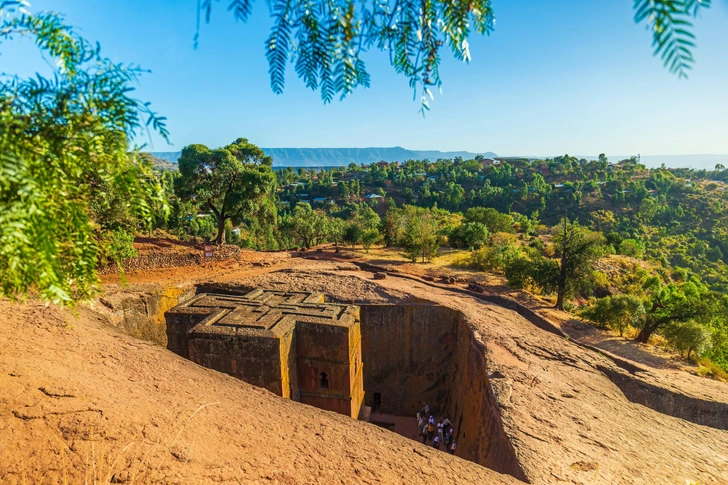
[417,403,457,455]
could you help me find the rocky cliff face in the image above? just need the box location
[241,261,728,485]
[95,284,194,344]
[358,303,527,480]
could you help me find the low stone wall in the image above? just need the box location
[99,245,242,274]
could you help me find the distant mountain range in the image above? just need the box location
[148,148,728,171]
[148,147,497,168]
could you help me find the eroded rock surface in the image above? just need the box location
[248,263,728,485]
[2,258,727,484]
[0,300,516,485]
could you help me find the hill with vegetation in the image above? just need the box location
[146,146,728,378]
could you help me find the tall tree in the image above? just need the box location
[176,138,277,244]
[635,277,717,343]
[398,206,441,263]
[283,204,329,249]
[551,218,606,310]
[343,222,363,249]
[464,207,514,234]
[361,228,382,253]
[328,217,346,252]
[508,218,605,310]
[450,222,489,250]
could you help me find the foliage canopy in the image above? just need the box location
[176,138,277,244]
[0,5,168,304]
[198,0,712,111]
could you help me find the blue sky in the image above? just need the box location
[3,0,728,157]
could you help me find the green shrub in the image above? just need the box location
[663,321,712,360]
[107,229,137,264]
[619,239,645,258]
[361,228,382,252]
[697,357,728,381]
[707,245,724,262]
[469,239,518,273]
[580,294,645,336]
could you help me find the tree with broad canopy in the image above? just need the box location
[176,138,277,245]
[635,276,719,344]
[505,218,605,310]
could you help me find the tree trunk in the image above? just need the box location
[555,217,568,311]
[555,290,565,311]
[636,323,659,343]
[215,216,226,245]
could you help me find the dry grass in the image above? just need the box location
[12,403,219,485]
[696,358,728,382]
[348,245,490,278]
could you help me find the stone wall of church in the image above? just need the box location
[188,331,287,396]
[359,304,459,415]
[359,303,526,480]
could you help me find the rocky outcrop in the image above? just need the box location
[96,284,194,344]
[598,365,728,430]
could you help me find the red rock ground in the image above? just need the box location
[2,244,727,484]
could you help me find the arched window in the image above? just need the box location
[319,372,329,389]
